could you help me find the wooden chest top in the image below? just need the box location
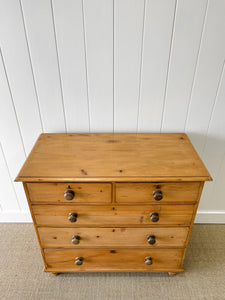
[15,133,211,182]
[16,133,211,181]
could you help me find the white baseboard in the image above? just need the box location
[194,211,225,224]
[0,211,32,222]
[0,210,225,223]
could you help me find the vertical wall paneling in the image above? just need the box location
[138,0,176,132]
[114,0,145,132]
[0,0,42,154]
[0,1,225,221]
[161,0,208,132]
[21,0,66,132]
[200,64,225,211]
[185,0,225,155]
[83,0,113,132]
[52,0,90,132]
[0,52,28,211]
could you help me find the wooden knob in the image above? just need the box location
[147,235,156,245]
[68,212,77,223]
[75,257,83,265]
[72,235,80,245]
[64,189,75,200]
[145,256,152,265]
[150,212,159,222]
[153,190,163,201]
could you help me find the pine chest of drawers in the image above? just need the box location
[15,133,211,276]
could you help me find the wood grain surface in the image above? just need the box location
[116,182,200,204]
[27,182,111,204]
[38,226,189,248]
[32,204,194,227]
[44,248,184,271]
[15,133,211,182]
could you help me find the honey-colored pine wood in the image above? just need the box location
[38,227,189,248]
[27,182,111,204]
[15,133,212,275]
[22,183,48,269]
[15,133,212,182]
[116,182,200,204]
[32,204,194,227]
[44,248,184,271]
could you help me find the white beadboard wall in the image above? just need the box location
[0,0,225,223]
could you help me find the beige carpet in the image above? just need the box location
[0,224,225,300]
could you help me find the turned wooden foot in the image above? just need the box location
[52,272,60,276]
[168,272,177,276]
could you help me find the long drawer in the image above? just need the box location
[38,227,189,248]
[33,205,194,226]
[27,183,111,204]
[44,248,184,271]
[116,182,200,204]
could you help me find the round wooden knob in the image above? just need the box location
[145,256,152,265]
[153,190,163,201]
[72,235,80,245]
[150,212,159,222]
[64,189,75,200]
[68,212,77,223]
[147,235,156,245]
[75,257,83,265]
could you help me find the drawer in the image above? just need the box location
[33,205,194,226]
[38,227,189,248]
[44,248,184,271]
[116,182,200,204]
[27,183,111,204]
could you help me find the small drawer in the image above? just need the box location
[116,182,200,204]
[33,204,194,227]
[27,183,111,204]
[44,248,184,271]
[38,227,189,248]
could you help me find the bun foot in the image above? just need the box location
[168,272,177,276]
[52,272,60,276]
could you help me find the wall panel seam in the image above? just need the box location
[136,0,146,133]
[201,60,225,157]
[0,49,27,158]
[50,0,67,133]
[184,0,209,131]
[81,0,91,132]
[160,0,178,132]
[19,0,44,133]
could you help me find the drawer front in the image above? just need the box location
[116,182,200,204]
[27,183,111,204]
[33,205,194,226]
[38,227,189,248]
[44,248,184,271]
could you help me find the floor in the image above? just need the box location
[0,224,225,300]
